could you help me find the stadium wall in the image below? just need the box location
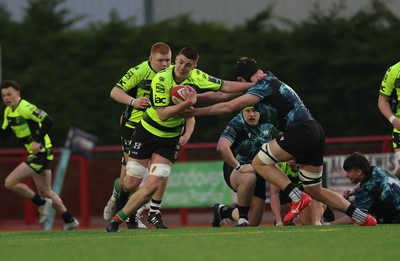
[0,135,393,229]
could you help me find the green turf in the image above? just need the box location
[0,225,399,261]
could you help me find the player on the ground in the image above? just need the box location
[331,152,400,224]
[189,57,377,226]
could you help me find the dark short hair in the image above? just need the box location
[343,152,371,174]
[178,47,199,61]
[234,57,259,82]
[1,80,21,91]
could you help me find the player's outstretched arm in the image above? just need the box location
[193,93,261,117]
[220,80,253,93]
[196,91,242,105]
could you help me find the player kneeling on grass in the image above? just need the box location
[212,105,279,227]
[0,80,79,230]
[189,57,377,226]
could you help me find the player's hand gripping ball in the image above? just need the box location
[170,85,197,105]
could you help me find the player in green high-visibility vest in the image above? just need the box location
[378,61,400,179]
[1,80,79,230]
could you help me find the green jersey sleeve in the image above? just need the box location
[183,69,223,92]
[116,61,160,127]
[3,99,52,153]
[19,100,48,123]
[116,61,152,92]
[2,108,10,130]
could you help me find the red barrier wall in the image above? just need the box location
[0,135,393,229]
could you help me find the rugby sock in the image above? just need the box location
[116,189,130,211]
[237,205,250,220]
[148,199,162,215]
[112,210,128,224]
[345,204,356,216]
[31,194,46,206]
[112,178,120,198]
[61,211,75,224]
[137,204,146,215]
[220,206,235,221]
[346,204,368,224]
[283,183,302,202]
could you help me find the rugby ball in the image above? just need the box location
[170,85,196,104]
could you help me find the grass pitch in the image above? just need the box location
[0,225,399,261]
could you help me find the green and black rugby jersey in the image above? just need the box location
[2,99,52,154]
[380,61,400,98]
[142,66,223,138]
[380,62,400,112]
[116,61,172,128]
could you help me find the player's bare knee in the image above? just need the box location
[4,177,17,190]
[395,151,400,161]
[240,172,257,186]
[4,180,12,190]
